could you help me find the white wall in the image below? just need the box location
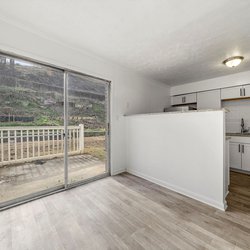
[0,18,171,175]
[171,71,250,96]
[125,111,226,210]
[222,99,250,133]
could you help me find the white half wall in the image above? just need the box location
[171,70,250,96]
[0,18,171,175]
[125,110,226,210]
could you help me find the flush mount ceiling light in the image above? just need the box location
[223,56,244,68]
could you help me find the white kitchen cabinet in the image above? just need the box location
[221,86,244,100]
[242,144,250,171]
[244,84,250,98]
[229,138,250,172]
[229,142,242,170]
[172,95,183,105]
[197,89,221,110]
[172,93,196,106]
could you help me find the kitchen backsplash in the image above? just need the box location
[222,99,250,133]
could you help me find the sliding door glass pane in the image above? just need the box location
[67,72,109,184]
[0,54,64,205]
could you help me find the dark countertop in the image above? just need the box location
[226,133,250,137]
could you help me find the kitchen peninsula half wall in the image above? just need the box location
[125,110,227,210]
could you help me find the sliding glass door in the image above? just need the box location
[67,72,109,185]
[0,52,110,208]
[0,54,65,206]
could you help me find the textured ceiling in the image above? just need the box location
[0,0,250,86]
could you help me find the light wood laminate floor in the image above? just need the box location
[0,171,250,250]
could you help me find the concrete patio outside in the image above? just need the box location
[0,154,106,204]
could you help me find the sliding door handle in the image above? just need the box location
[239,144,241,152]
[242,144,244,153]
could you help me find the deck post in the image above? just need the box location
[79,124,84,153]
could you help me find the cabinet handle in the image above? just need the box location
[239,144,241,152]
[183,97,186,103]
[242,144,244,153]
[240,88,246,96]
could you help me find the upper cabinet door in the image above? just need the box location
[172,93,196,106]
[243,84,250,98]
[229,142,242,170]
[197,89,221,110]
[172,95,183,105]
[221,86,244,100]
[185,93,197,104]
[242,144,250,172]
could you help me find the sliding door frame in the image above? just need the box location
[64,71,69,189]
[0,50,111,210]
[65,70,111,189]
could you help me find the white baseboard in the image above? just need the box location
[230,168,250,175]
[127,169,226,211]
[111,168,126,176]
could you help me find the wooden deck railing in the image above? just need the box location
[0,124,84,166]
